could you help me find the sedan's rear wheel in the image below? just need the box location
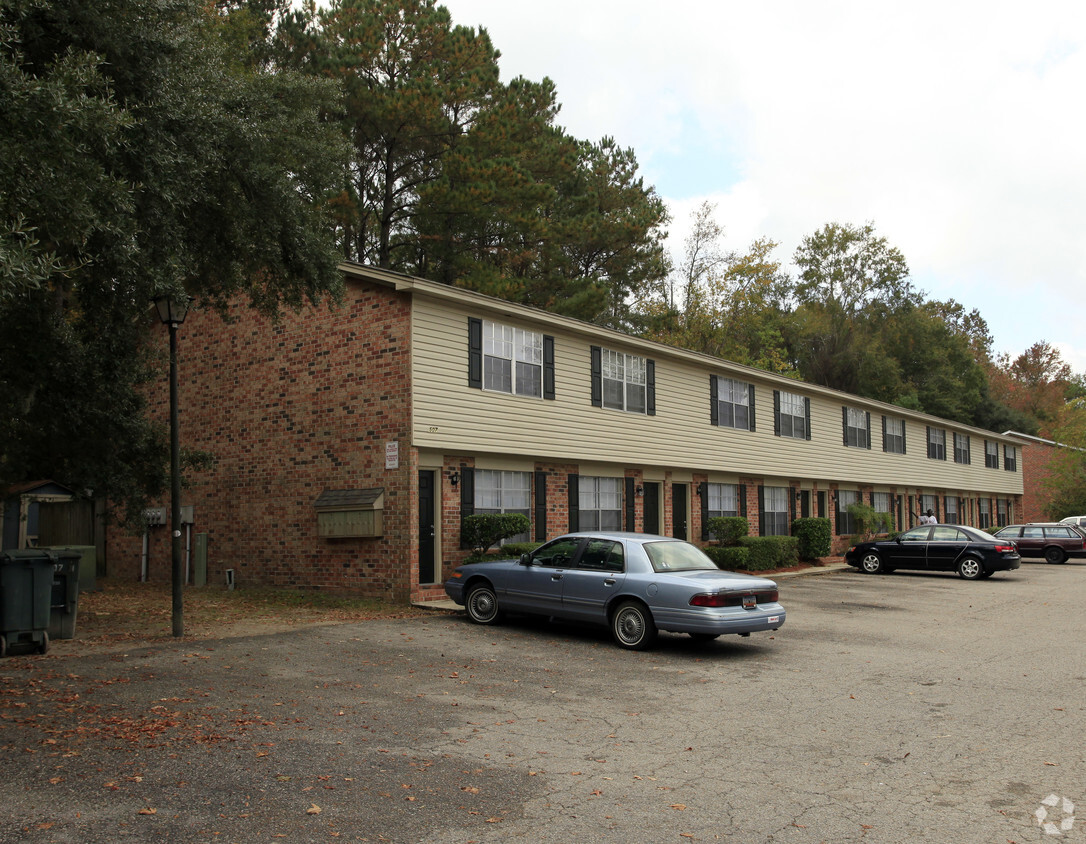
[860,552,885,574]
[611,601,657,650]
[957,557,983,580]
[465,583,502,625]
[1044,546,1067,564]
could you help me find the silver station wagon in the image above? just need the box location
[444,532,786,650]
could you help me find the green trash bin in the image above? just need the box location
[48,551,81,640]
[0,550,54,656]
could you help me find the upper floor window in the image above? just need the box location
[927,427,946,461]
[711,377,754,431]
[468,318,554,399]
[953,433,971,465]
[1004,445,1018,472]
[883,416,905,454]
[984,439,999,469]
[591,346,655,415]
[774,390,810,440]
[843,407,870,448]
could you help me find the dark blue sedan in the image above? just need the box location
[444,532,785,650]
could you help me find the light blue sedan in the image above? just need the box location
[444,532,786,650]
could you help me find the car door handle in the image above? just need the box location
[604,578,617,586]
[551,573,563,581]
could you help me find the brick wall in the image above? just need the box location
[107,282,416,600]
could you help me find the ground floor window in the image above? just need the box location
[707,483,740,518]
[837,489,859,535]
[920,494,938,521]
[997,498,1009,527]
[761,486,789,536]
[475,469,531,543]
[579,476,623,531]
[872,492,893,532]
[979,498,991,529]
[944,496,959,524]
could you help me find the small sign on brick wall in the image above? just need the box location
[385,441,399,470]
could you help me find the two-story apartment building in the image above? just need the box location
[109,263,1024,603]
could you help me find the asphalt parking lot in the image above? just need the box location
[1,561,1084,843]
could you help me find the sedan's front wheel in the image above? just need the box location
[957,557,984,580]
[860,552,885,574]
[465,583,502,625]
[611,601,657,650]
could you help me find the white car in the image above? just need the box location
[1059,516,1086,528]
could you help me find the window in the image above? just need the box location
[578,539,624,572]
[837,490,858,535]
[775,390,809,440]
[468,318,554,399]
[711,377,753,431]
[872,492,892,532]
[761,486,790,536]
[997,499,1009,526]
[578,476,623,531]
[944,496,959,524]
[921,494,938,521]
[591,347,655,415]
[1004,445,1018,472]
[978,498,991,529]
[706,483,740,518]
[927,427,946,460]
[475,470,531,543]
[953,433,970,465]
[985,440,999,469]
[883,416,905,454]
[843,407,870,448]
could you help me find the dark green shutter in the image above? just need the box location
[543,336,555,400]
[625,477,636,531]
[709,376,718,426]
[590,347,602,407]
[842,407,849,446]
[757,485,766,537]
[699,482,710,540]
[468,318,482,388]
[773,391,781,436]
[534,471,547,541]
[646,360,656,416]
[748,384,756,431]
[804,398,812,440]
[866,412,872,449]
[567,474,579,532]
[459,467,475,549]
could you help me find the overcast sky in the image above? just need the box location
[440,0,1086,374]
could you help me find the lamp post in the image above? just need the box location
[154,294,190,638]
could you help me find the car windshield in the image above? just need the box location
[643,540,716,572]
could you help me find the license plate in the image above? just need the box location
[742,594,756,609]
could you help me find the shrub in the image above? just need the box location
[847,502,892,541]
[738,535,799,571]
[705,516,749,546]
[461,513,531,555]
[792,517,831,560]
[702,545,750,571]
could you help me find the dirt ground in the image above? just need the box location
[44,579,432,657]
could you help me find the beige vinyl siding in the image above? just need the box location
[409,292,1021,496]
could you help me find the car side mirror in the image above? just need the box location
[519,553,532,566]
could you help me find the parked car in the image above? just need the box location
[1059,515,1086,529]
[991,523,1086,563]
[845,524,1021,580]
[444,532,785,650]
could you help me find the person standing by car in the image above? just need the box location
[921,509,937,525]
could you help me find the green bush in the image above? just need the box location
[461,513,531,555]
[738,535,799,571]
[848,502,892,540]
[705,516,749,546]
[702,545,750,571]
[792,517,831,560]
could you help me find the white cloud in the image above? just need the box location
[444,0,1086,373]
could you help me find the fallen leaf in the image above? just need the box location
[138,808,156,816]
[306,804,321,815]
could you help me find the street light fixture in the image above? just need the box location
[154,293,191,638]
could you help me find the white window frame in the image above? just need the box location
[837,489,859,535]
[763,486,789,536]
[985,440,999,469]
[601,349,647,414]
[475,470,532,543]
[579,476,623,531]
[482,320,543,398]
[778,391,807,440]
[927,428,946,460]
[884,417,905,454]
[953,433,970,465]
[716,378,751,430]
[707,483,740,519]
[845,407,868,448]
